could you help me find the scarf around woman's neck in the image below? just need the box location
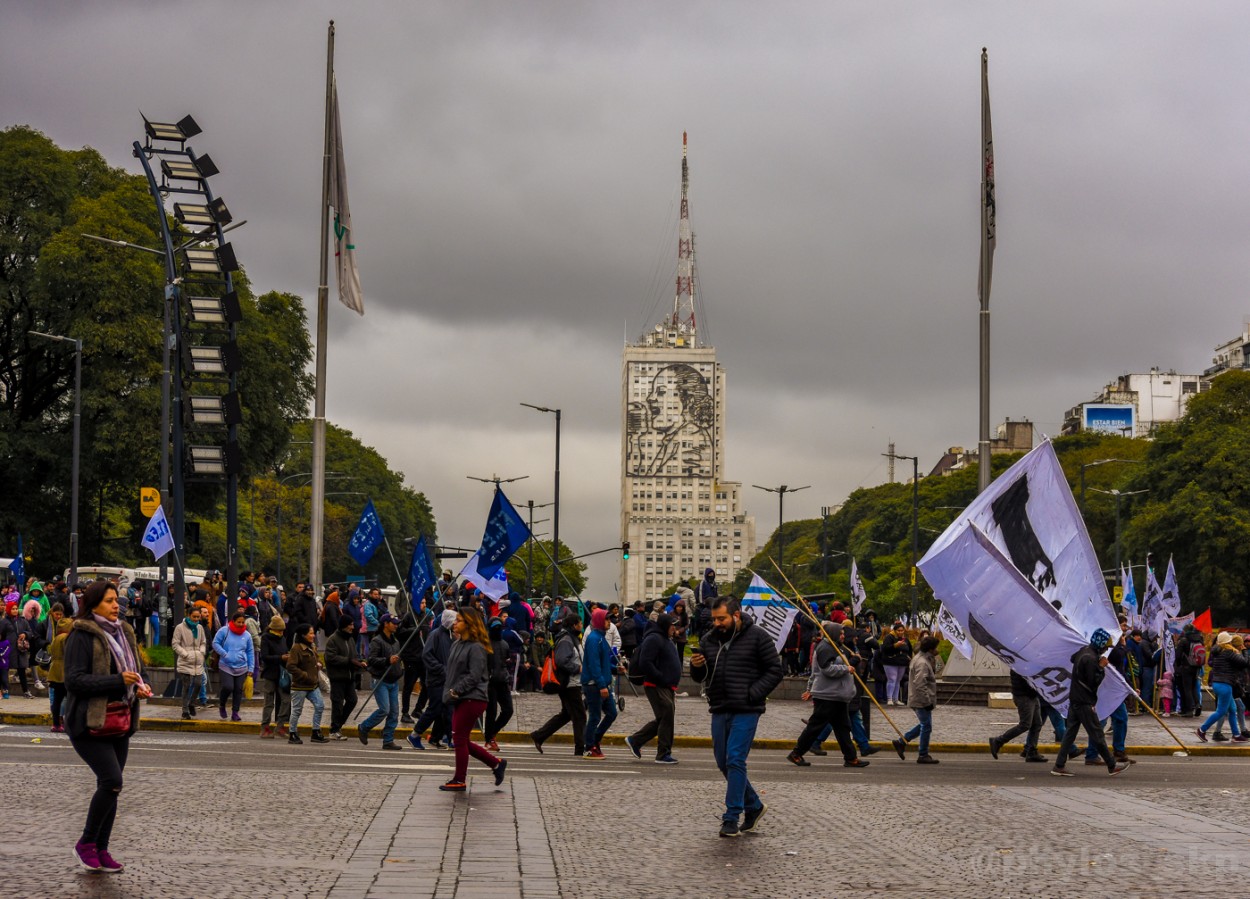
[184,617,200,637]
[92,613,139,697]
[228,619,247,636]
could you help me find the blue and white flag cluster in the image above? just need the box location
[476,489,530,581]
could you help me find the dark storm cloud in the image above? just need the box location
[6,1,1250,591]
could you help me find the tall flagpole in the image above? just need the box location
[977,47,995,494]
[310,21,335,596]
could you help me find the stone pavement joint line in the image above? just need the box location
[326,775,561,899]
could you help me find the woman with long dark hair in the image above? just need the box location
[440,608,506,792]
[64,580,151,872]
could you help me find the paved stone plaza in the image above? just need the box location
[1,720,1248,898]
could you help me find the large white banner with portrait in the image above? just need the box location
[920,524,1132,718]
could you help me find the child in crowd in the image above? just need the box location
[1158,670,1174,716]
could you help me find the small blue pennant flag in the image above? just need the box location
[407,535,437,600]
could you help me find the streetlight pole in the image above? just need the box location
[29,331,82,586]
[820,506,832,579]
[1079,458,1143,515]
[521,403,561,594]
[884,450,920,624]
[752,484,810,572]
[1089,487,1148,572]
[523,499,552,596]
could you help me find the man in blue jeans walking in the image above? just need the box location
[358,615,404,750]
[690,597,784,839]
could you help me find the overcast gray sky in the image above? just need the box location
[5,2,1249,594]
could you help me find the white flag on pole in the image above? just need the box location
[936,604,974,659]
[329,82,364,315]
[1161,556,1181,618]
[848,558,867,618]
[1141,565,1164,629]
[741,574,798,654]
[922,441,1119,642]
[919,523,1132,718]
[141,506,175,561]
[457,552,509,601]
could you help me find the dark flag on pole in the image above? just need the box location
[407,535,437,600]
[979,47,996,303]
[476,489,531,581]
[348,499,385,566]
[8,534,24,587]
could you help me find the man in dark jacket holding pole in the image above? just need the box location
[1051,628,1129,777]
[625,613,682,764]
[690,597,784,838]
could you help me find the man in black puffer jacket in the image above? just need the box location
[626,613,682,763]
[1051,629,1128,778]
[690,597,783,839]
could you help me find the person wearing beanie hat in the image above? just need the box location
[529,613,587,757]
[1051,631,1128,777]
[0,599,19,699]
[407,608,455,750]
[258,614,291,739]
[1197,631,1248,743]
[580,608,618,759]
[325,615,366,740]
[625,612,682,763]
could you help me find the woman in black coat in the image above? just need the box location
[64,580,151,873]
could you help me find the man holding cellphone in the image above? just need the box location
[689,596,784,838]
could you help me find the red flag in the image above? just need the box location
[1193,608,1213,634]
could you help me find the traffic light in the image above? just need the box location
[621,541,630,560]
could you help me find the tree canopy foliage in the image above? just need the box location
[733,388,1247,625]
[1,126,434,581]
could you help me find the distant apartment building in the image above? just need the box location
[1062,369,1206,437]
[1205,322,1250,378]
[927,419,1035,477]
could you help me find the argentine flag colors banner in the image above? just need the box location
[741,574,798,654]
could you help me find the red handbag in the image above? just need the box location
[88,700,132,738]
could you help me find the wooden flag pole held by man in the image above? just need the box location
[763,559,906,740]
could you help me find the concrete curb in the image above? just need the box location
[2,711,1244,757]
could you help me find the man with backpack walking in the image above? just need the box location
[530,613,587,757]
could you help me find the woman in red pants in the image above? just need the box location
[440,607,507,792]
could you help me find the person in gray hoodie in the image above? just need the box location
[407,609,455,750]
[787,622,870,769]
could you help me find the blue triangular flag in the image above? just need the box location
[407,535,437,600]
[348,499,385,566]
[476,489,530,581]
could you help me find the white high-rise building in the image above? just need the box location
[619,136,755,606]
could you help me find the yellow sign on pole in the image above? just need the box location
[1113,585,1124,605]
[140,487,161,517]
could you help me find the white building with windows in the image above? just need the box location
[619,326,755,605]
[618,135,755,606]
[1061,368,1206,437]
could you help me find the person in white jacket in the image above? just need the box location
[172,605,207,719]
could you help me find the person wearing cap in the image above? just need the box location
[625,612,682,763]
[325,615,366,740]
[259,615,291,738]
[788,621,871,770]
[408,609,456,750]
[581,608,618,759]
[172,605,207,720]
[1195,631,1248,744]
[1051,629,1129,777]
[358,614,404,750]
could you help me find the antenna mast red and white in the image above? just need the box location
[672,131,697,344]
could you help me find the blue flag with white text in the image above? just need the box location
[349,500,385,566]
[476,489,530,581]
[407,535,437,601]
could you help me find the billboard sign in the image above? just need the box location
[1082,404,1135,437]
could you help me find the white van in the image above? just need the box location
[64,566,136,589]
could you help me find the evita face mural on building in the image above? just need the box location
[626,362,715,478]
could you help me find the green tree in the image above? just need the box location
[1121,371,1250,624]
[505,538,586,598]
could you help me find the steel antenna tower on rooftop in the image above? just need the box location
[672,131,696,343]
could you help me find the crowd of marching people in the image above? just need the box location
[4,561,1248,858]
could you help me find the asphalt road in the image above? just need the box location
[0,724,1236,787]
